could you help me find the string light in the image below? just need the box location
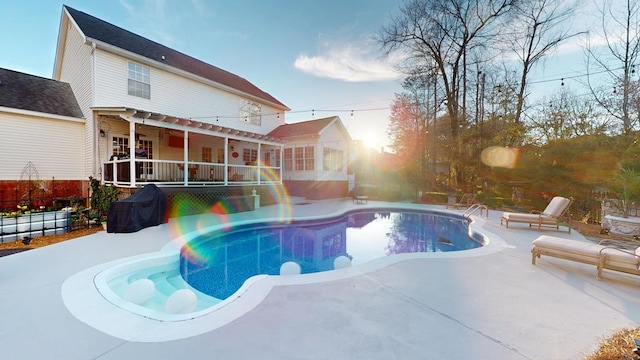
[176,64,639,123]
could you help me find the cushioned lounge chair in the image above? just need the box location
[501,196,572,233]
[446,193,476,210]
[531,235,640,280]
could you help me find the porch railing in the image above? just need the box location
[102,159,281,187]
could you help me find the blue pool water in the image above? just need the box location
[180,210,486,300]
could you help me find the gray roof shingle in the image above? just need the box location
[64,5,288,110]
[0,67,83,118]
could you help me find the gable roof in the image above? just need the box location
[0,67,83,119]
[268,116,352,141]
[63,5,288,110]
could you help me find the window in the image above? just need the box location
[217,148,225,163]
[136,139,154,175]
[304,146,315,171]
[294,146,315,171]
[263,152,271,166]
[323,147,343,171]
[284,148,293,171]
[128,62,150,99]
[112,136,129,156]
[202,147,212,163]
[275,148,281,168]
[243,148,258,163]
[295,147,304,171]
[239,100,261,125]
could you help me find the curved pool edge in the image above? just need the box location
[61,204,509,342]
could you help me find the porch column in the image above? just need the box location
[257,143,262,185]
[183,130,189,185]
[129,121,136,186]
[224,137,229,185]
[279,143,284,185]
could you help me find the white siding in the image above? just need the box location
[318,124,350,181]
[56,19,93,178]
[0,112,84,180]
[93,50,285,134]
[281,123,350,182]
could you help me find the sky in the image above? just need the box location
[0,0,405,150]
[0,1,617,151]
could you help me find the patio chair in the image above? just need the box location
[501,196,572,233]
[352,187,369,204]
[531,235,640,280]
[446,193,477,210]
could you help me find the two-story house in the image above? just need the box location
[47,5,351,200]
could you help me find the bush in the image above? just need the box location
[89,177,120,224]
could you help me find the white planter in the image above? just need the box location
[0,210,71,243]
[603,214,640,238]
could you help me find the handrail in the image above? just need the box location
[462,204,489,219]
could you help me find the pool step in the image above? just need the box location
[132,265,221,310]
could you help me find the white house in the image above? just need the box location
[46,5,352,200]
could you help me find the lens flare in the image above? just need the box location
[481,146,520,169]
[167,163,292,265]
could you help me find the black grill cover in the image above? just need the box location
[107,184,167,233]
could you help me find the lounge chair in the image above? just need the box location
[446,193,477,210]
[531,235,640,280]
[501,196,572,233]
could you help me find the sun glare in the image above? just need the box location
[362,133,379,149]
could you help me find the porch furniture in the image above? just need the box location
[501,196,572,233]
[352,187,368,204]
[446,193,477,210]
[178,164,199,181]
[531,235,640,280]
[107,184,167,233]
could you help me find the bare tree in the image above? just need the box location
[527,87,611,144]
[584,0,640,133]
[506,0,583,126]
[379,0,515,142]
[379,0,516,188]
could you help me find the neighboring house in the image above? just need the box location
[46,5,352,199]
[269,116,352,199]
[0,67,85,202]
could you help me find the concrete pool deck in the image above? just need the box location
[1,199,639,359]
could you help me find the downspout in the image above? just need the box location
[91,42,99,179]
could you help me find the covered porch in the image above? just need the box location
[94,107,284,188]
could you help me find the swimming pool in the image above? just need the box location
[181,209,486,300]
[63,202,505,340]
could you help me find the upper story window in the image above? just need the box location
[128,62,150,99]
[240,100,261,125]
